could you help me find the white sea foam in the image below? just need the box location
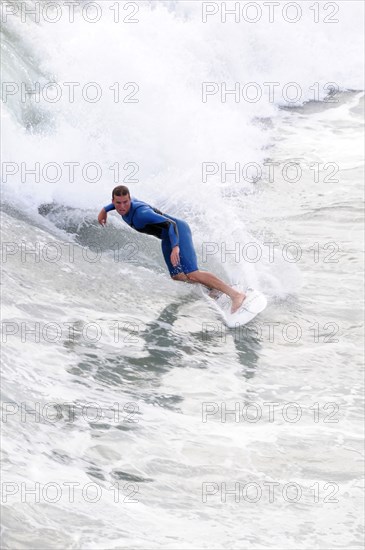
[1,0,363,213]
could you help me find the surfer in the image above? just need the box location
[98,186,246,313]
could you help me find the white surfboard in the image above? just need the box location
[204,287,267,328]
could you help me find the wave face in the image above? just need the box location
[1,0,363,213]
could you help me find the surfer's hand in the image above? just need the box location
[98,209,107,226]
[171,246,180,267]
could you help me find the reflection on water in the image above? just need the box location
[64,294,263,417]
[233,329,262,380]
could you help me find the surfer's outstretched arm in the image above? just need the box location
[98,203,116,225]
[98,207,108,226]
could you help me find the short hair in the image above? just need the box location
[112,185,130,199]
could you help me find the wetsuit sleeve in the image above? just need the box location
[104,203,115,213]
[134,207,179,248]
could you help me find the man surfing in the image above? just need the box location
[98,186,246,313]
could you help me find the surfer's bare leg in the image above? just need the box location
[172,273,190,282]
[173,270,246,314]
[172,273,221,300]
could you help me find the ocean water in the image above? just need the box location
[1,1,364,549]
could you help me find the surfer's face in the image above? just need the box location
[113,195,131,215]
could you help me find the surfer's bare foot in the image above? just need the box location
[231,292,246,314]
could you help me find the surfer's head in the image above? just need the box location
[112,185,131,215]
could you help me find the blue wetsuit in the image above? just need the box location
[104,198,198,276]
